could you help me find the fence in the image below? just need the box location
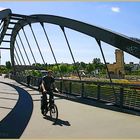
[11,74,140,112]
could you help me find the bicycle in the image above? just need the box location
[41,93,58,122]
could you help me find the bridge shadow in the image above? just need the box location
[43,115,71,126]
[0,82,33,138]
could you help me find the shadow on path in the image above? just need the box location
[43,115,71,126]
[0,82,33,138]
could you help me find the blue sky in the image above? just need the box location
[0,2,140,65]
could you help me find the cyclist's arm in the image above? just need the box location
[41,81,46,93]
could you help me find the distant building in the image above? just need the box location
[107,49,125,79]
[129,62,140,71]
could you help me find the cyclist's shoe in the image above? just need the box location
[42,108,48,116]
[43,112,46,116]
[41,109,44,115]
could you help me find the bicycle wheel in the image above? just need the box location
[50,104,58,121]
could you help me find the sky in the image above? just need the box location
[0,2,140,65]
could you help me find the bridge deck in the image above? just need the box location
[1,75,140,139]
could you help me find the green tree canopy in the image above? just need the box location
[5,61,12,69]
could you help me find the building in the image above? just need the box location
[107,49,125,79]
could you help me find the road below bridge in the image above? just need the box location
[1,75,140,139]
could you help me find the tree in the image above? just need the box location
[59,64,68,74]
[80,62,86,69]
[86,63,94,73]
[92,58,101,64]
[125,64,133,74]
[5,61,12,69]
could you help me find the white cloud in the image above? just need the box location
[111,7,120,13]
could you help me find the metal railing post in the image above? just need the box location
[60,80,63,93]
[97,84,101,101]
[81,82,84,98]
[120,87,124,109]
[69,82,72,94]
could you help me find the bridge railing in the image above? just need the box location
[11,74,140,112]
[55,78,140,111]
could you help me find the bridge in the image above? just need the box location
[0,8,140,138]
[1,75,140,139]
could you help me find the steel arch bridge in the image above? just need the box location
[0,8,140,74]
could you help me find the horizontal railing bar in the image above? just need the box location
[55,78,140,88]
[0,47,10,50]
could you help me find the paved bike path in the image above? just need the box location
[0,78,33,138]
[1,76,140,138]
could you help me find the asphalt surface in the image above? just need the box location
[1,75,140,139]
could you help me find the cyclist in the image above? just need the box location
[40,70,58,115]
